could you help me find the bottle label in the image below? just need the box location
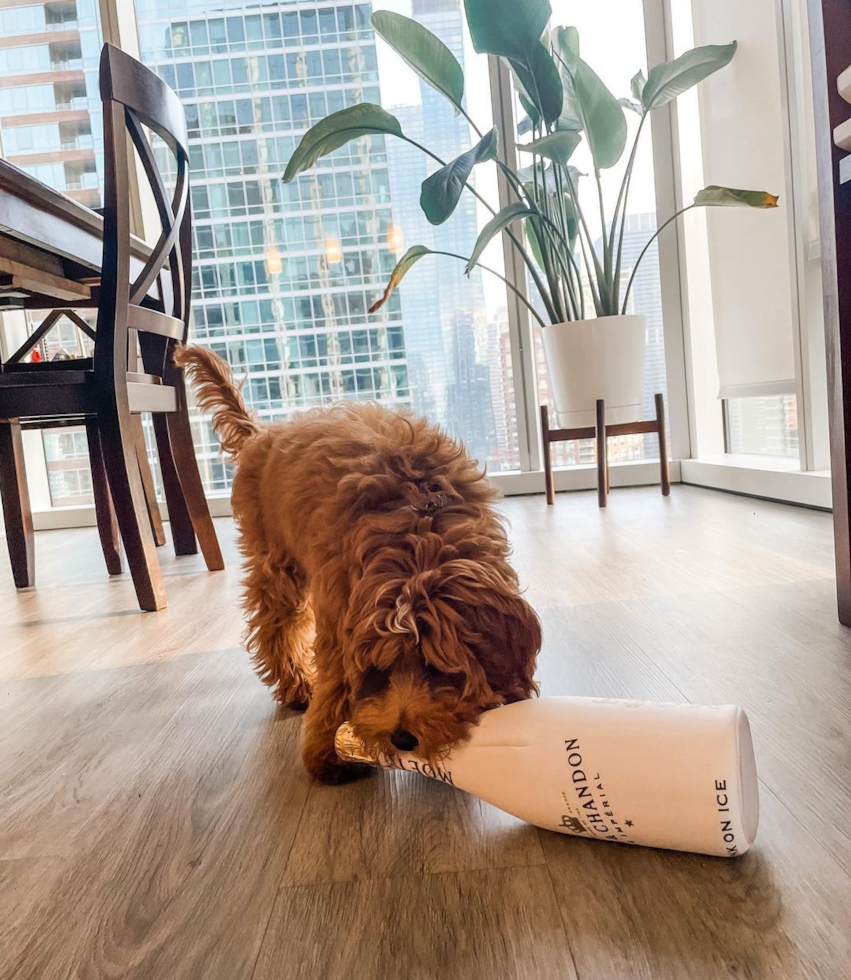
[561,737,637,844]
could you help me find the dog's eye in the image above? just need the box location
[359,667,390,698]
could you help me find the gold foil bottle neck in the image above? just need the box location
[335,723,379,765]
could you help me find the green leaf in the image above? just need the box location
[519,130,581,167]
[284,104,402,182]
[551,27,581,131]
[619,97,644,116]
[369,245,435,312]
[465,202,533,275]
[562,188,580,253]
[517,113,535,136]
[693,185,779,208]
[552,26,579,72]
[518,162,582,193]
[518,92,541,131]
[371,11,465,114]
[573,58,627,170]
[525,215,546,270]
[463,0,551,60]
[420,128,499,225]
[630,70,646,103]
[642,42,737,111]
[509,43,563,128]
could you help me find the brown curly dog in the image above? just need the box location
[175,345,541,784]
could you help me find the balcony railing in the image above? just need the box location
[59,135,94,150]
[49,58,83,71]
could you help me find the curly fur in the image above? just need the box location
[176,344,542,784]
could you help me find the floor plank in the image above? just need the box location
[257,867,578,980]
[283,766,544,886]
[3,652,309,980]
[544,784,851,980]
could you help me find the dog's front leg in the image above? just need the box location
[302,679,371,785]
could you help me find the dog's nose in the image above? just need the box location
[390,729,418,752]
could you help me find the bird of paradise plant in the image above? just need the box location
[283,0,778,330]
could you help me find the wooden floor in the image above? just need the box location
[1,485,850,979]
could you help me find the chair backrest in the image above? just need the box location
[95,42,191,383]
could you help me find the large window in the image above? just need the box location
[725,395,799,459]
[136,0,519,489]
[1,0,830,519]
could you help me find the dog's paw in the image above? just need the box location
[312,761,372,786]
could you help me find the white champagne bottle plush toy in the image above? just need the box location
[336,696,760,858]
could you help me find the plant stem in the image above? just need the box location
[400,133,558,321]
[620,204,695,314]
[552,164,584,318]
[533,155,565,322]
[594,166,611,310]
[610,112,647,311]
[430,250,549,329]
[458,105,484,139]
[564,166,604,316]
[609,112,647,256]
[534,209,580,319]
[497,160,526,201]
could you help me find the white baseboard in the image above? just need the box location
[681,457,831,509]
[25,456,830,532]
[26,459,681,529]
[491,459,682,496]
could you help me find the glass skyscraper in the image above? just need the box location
[136,0,416,491]
[0,0,103,206]
[133,0,520,488]
[0,0,103,505]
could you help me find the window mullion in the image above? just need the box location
[488,55,539,474]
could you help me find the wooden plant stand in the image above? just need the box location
[541,393,670,507]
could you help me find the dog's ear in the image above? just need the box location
[462,592,541,702]
[412,560,541,701]
[343,567,418,673]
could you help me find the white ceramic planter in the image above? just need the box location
[541,314,647,427]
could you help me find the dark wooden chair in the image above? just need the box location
[0,43,223,610]
[1,308,170,579]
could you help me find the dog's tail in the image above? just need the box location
[173,344,258,460]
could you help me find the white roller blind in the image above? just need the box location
[690,0,798,398]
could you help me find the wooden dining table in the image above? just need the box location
[0,158,161,314]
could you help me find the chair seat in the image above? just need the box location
[0,369,176,418]
[0,366,92,386]
[2,357,94,374]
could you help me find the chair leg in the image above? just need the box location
[655,393,671,497]
[132,416,166,547]
[152,412,197,556]
[85,419,123,575]
[595,399,608,509]
[165,402,224,571]
[98,401,167,612]
[541,405,555,505]
[0,419,35,589]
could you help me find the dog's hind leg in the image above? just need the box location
[243,552,315,709]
